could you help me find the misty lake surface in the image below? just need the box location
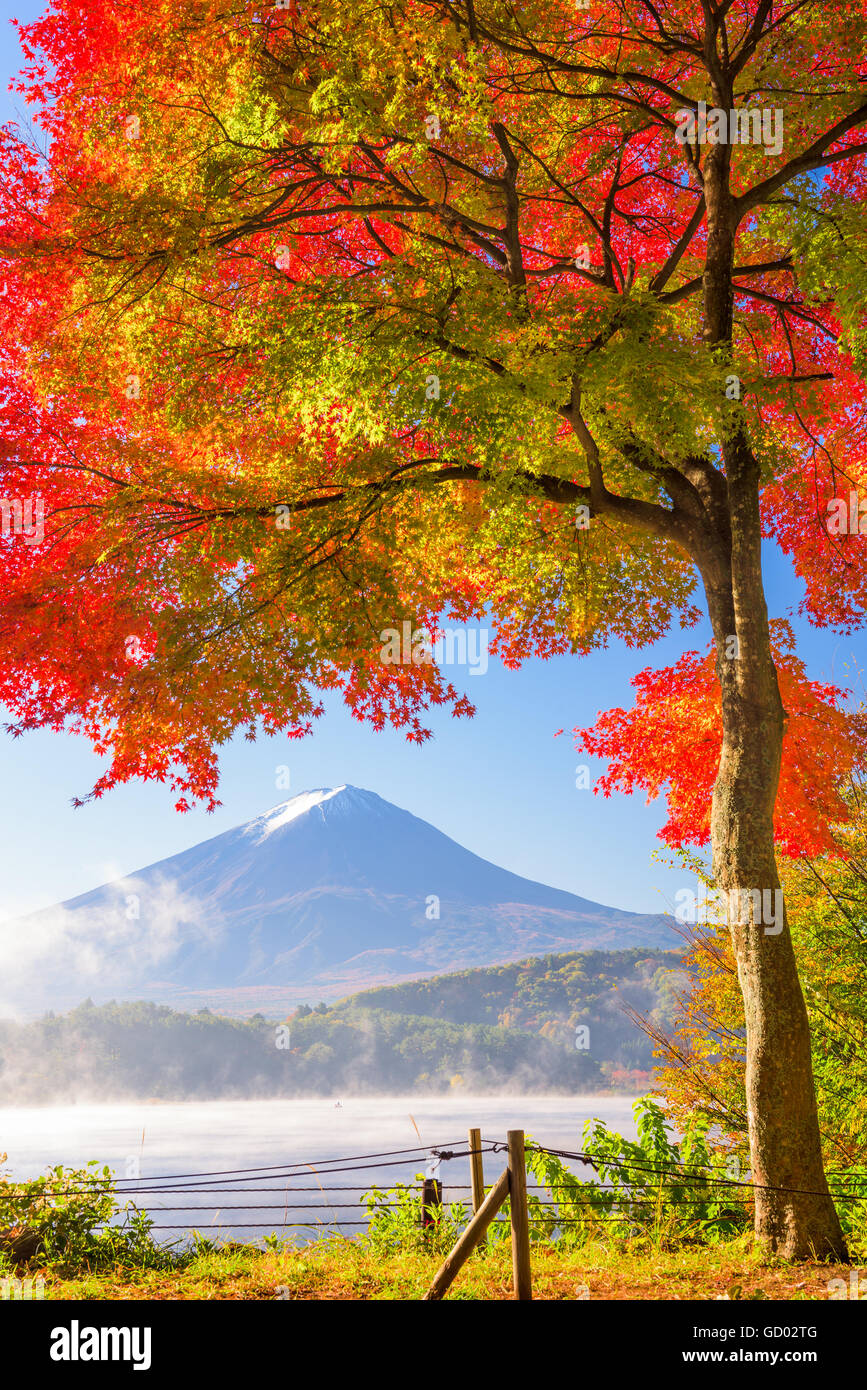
[0,1095,640,1244]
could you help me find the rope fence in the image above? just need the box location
[7,1131,864,1243]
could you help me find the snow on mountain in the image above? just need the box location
[251,787,346,838]
[4,786,674,1016]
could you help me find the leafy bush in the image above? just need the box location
[526,1098,751,1247]
[362,1176,471,1255]
[0,1157,179,1274]
[827,1165,867,1256]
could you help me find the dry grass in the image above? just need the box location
[33,1234,863,1301]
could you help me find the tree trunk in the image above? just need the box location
[702,438,847,1261]
[687,90,848,1256]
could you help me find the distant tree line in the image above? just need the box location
[0,949,681,1102]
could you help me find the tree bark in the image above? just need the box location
[701,437,847,1261]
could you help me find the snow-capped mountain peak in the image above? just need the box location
[250,786,347,839]
[11,785,673,1014]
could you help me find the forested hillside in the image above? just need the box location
[0,949,681,1101]
[351,949,680,1041]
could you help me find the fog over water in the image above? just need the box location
[0,1095,640,1244]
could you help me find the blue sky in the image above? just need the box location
[0,3,860,924]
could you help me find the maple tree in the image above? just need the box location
[577,620,865,858]
[2,0,867,1258]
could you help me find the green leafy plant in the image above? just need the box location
[0,1159,179,1274]
[526,1098,751,1248]
[362,1176,470,1255]
[827,1166,867,1257]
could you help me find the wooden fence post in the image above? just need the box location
[507,1129,532,1301]
[421,1177,442,1229]
[423,1168,510,1301]
[468,1127,485,1249]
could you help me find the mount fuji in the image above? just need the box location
[7,786,674,1016]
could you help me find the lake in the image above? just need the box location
[0,1094,640,1244]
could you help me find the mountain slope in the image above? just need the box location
[8,786,674,1014]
